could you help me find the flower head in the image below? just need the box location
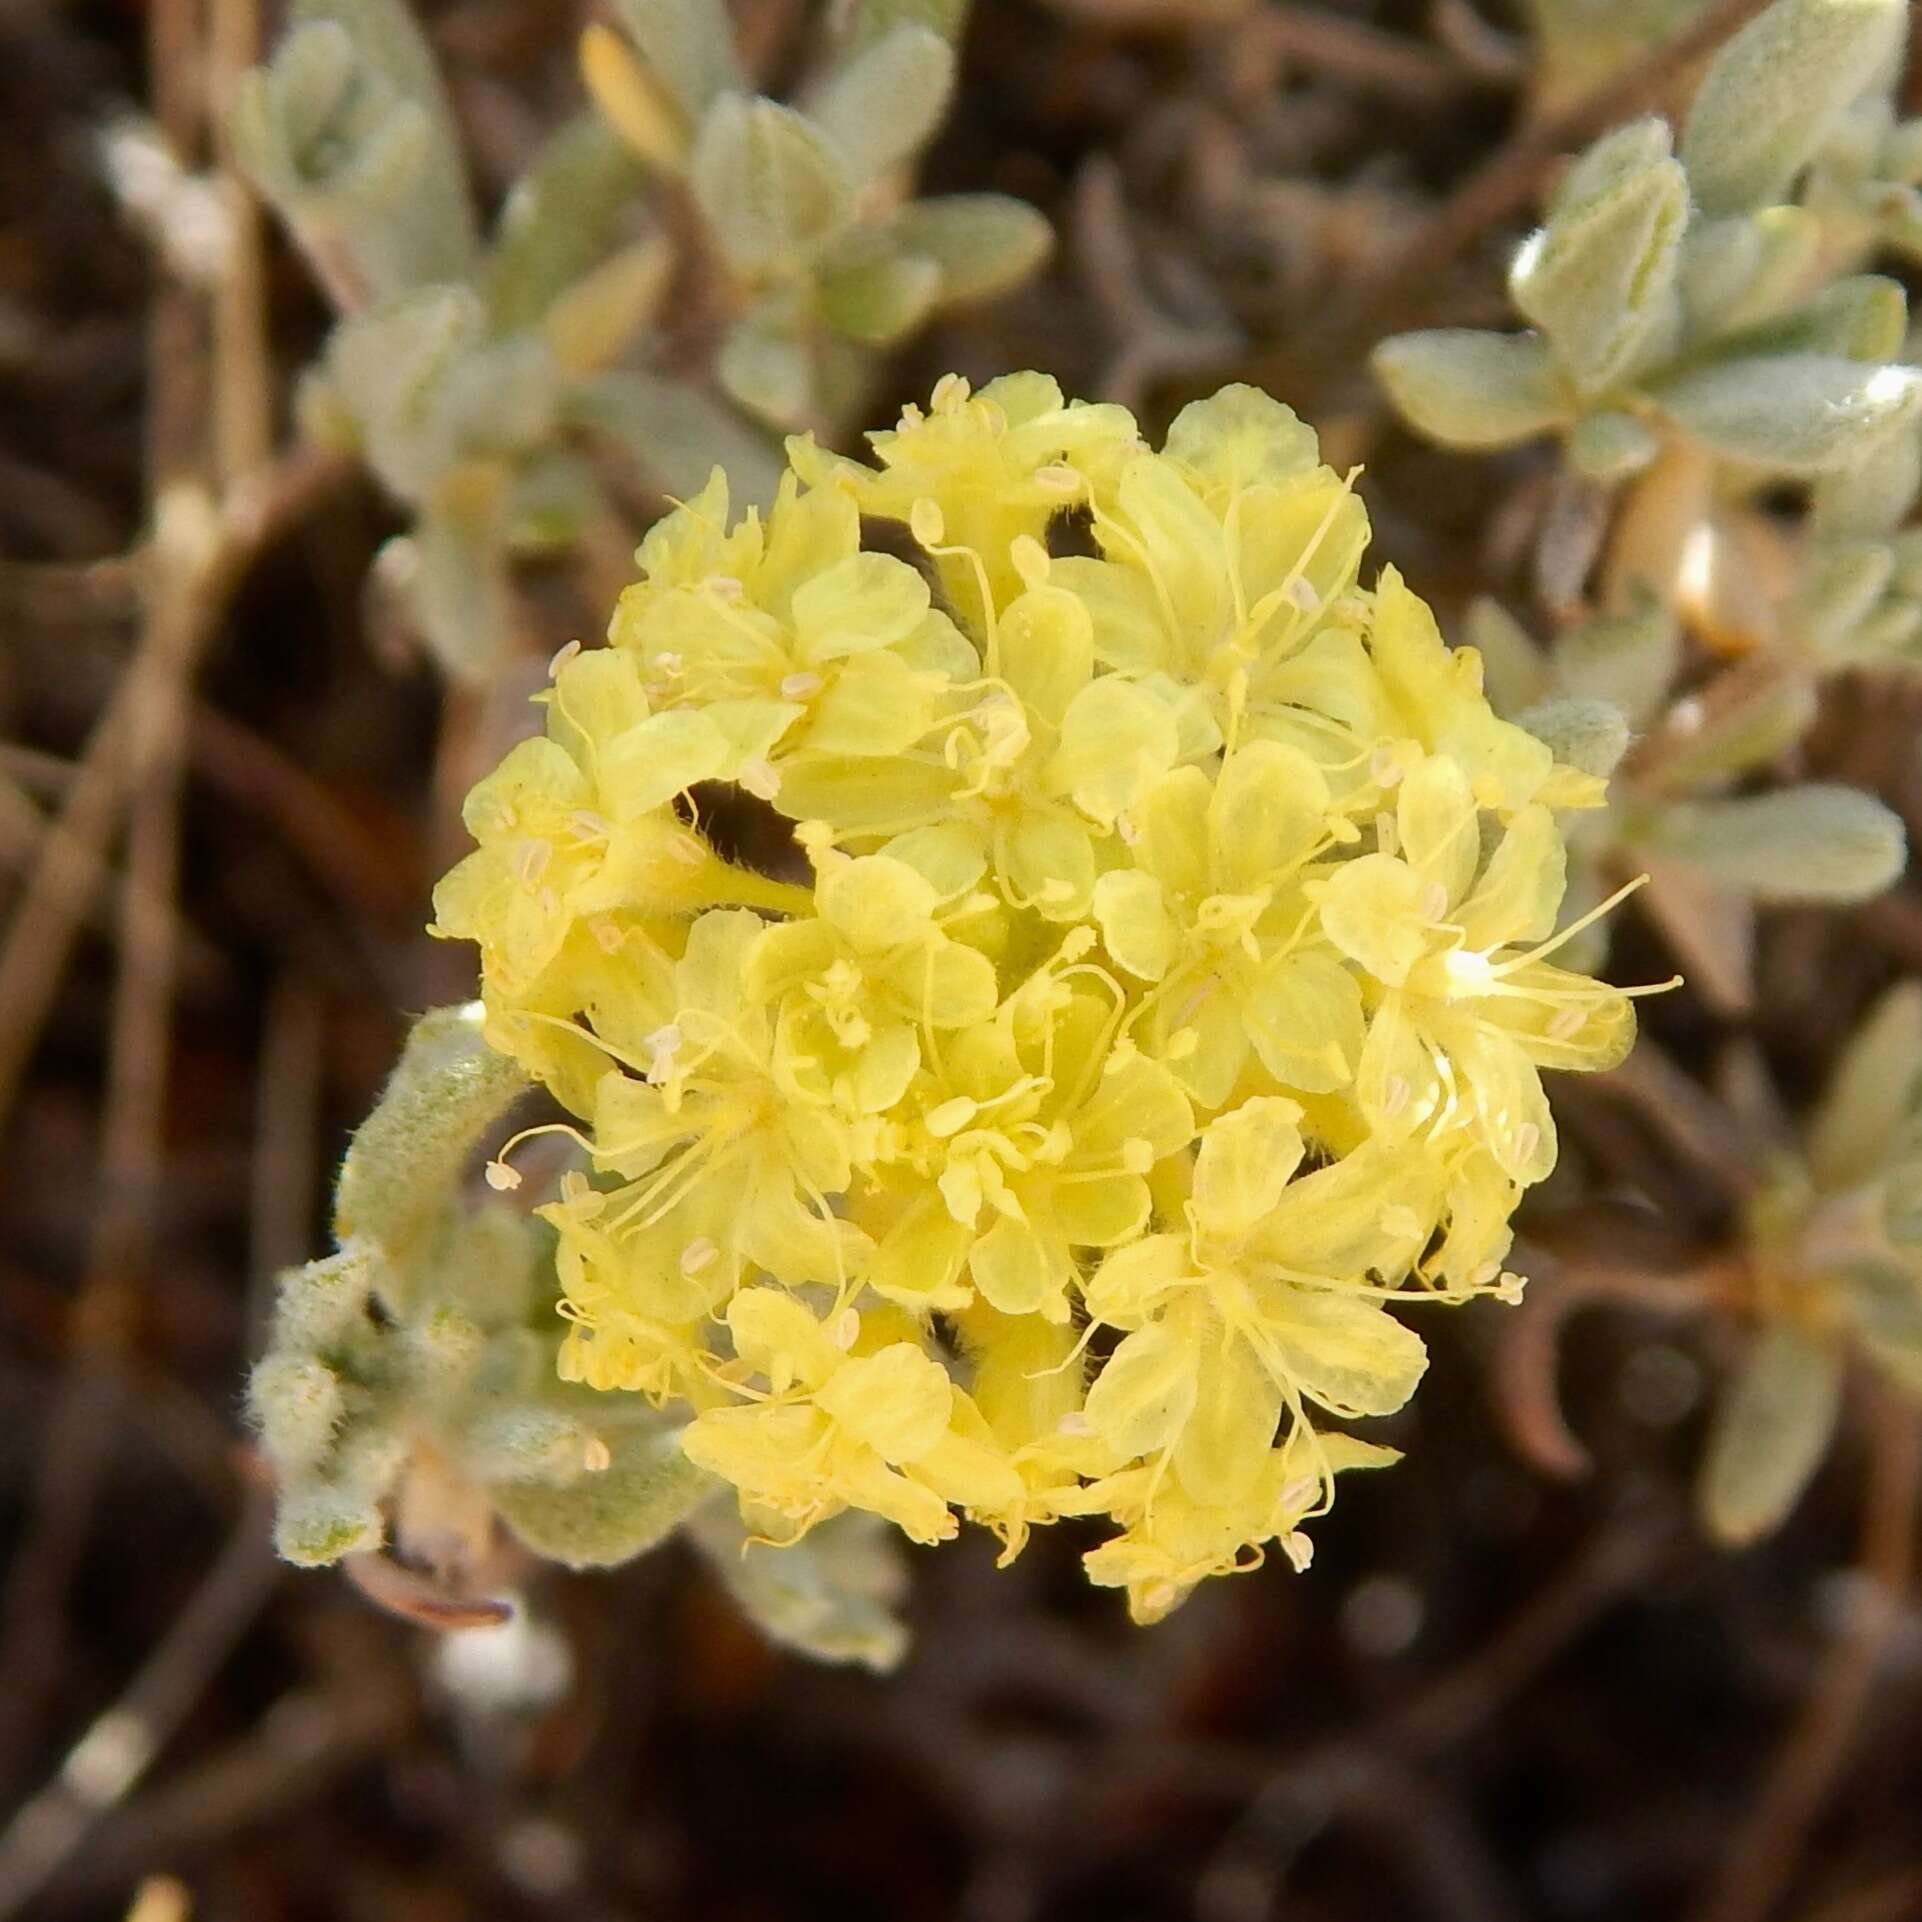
[434,376,1656,1616]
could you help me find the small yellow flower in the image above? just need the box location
[868,987,1194,1320]
[432,646,806,1001]
[1072,1425,1400,1624]
[682,1291,1021,1544]
[1092,738,1361,1109]
[610,470,978,794]
[1319,753,1636,1186]
[777,579,1188,920]
[792,371,1139,633]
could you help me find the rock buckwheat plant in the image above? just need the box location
[257,375,1664,1636]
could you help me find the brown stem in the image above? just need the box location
[1689,1387,1922,1922]
[1494,1247,1741,1480]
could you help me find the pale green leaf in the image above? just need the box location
[333,1004,529,1290]
[1372,330,1569,449]
[691,95,854,277]
[805,24,954,185]
[1510,118,1687,394]
[565,368,784,508]
[1552,599,1680,730]
[688,1504,910,1670]
[1567,409,1660,482]
[492,1426,718,1568]
[481,116,646,334]
[1809,982,1922,1189]
[885,194,1052,303]
[1633,784,1907,903]
[1682,0,1906,215]
[1650,355,1922,475]
[1514,696,1630,777]
[1698,1324,1843,1545]
[818,246,943,343]
[1811,427,1922,536]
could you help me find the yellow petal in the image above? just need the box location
[817,1345,954,1462]
[1319,853,1431,986]
[1243,950,1363,1094]
[1084,1317,1200,1458]
[1172,1329,1282,1507]
[1192,1097,1305,1244]
[1093,869,1177,981]
[971,1215,1066,1318]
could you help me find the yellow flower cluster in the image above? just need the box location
[434,374,1640,1621]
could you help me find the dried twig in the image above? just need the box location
[54,1668,415,1904]
[1196,1514,1679,1919]
[1690,1390,1922,1922]
[1257,9,1478,106]
[0,0,295,1803]
[0,448,341,1145]
[0,1499,281,1921]
[1495,1243,1742,1479]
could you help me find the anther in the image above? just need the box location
[1010,534,1050,589]
[646,1023,683,1079]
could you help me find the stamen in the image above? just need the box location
[645,1023,683,1079]
[910,498,945,547]
[1010,533,1050,589]
[1490,872,1651,976]
[738,758,781,800]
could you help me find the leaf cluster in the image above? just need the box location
[232,0,1049,679]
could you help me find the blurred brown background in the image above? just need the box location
[5,1,1922,1918]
